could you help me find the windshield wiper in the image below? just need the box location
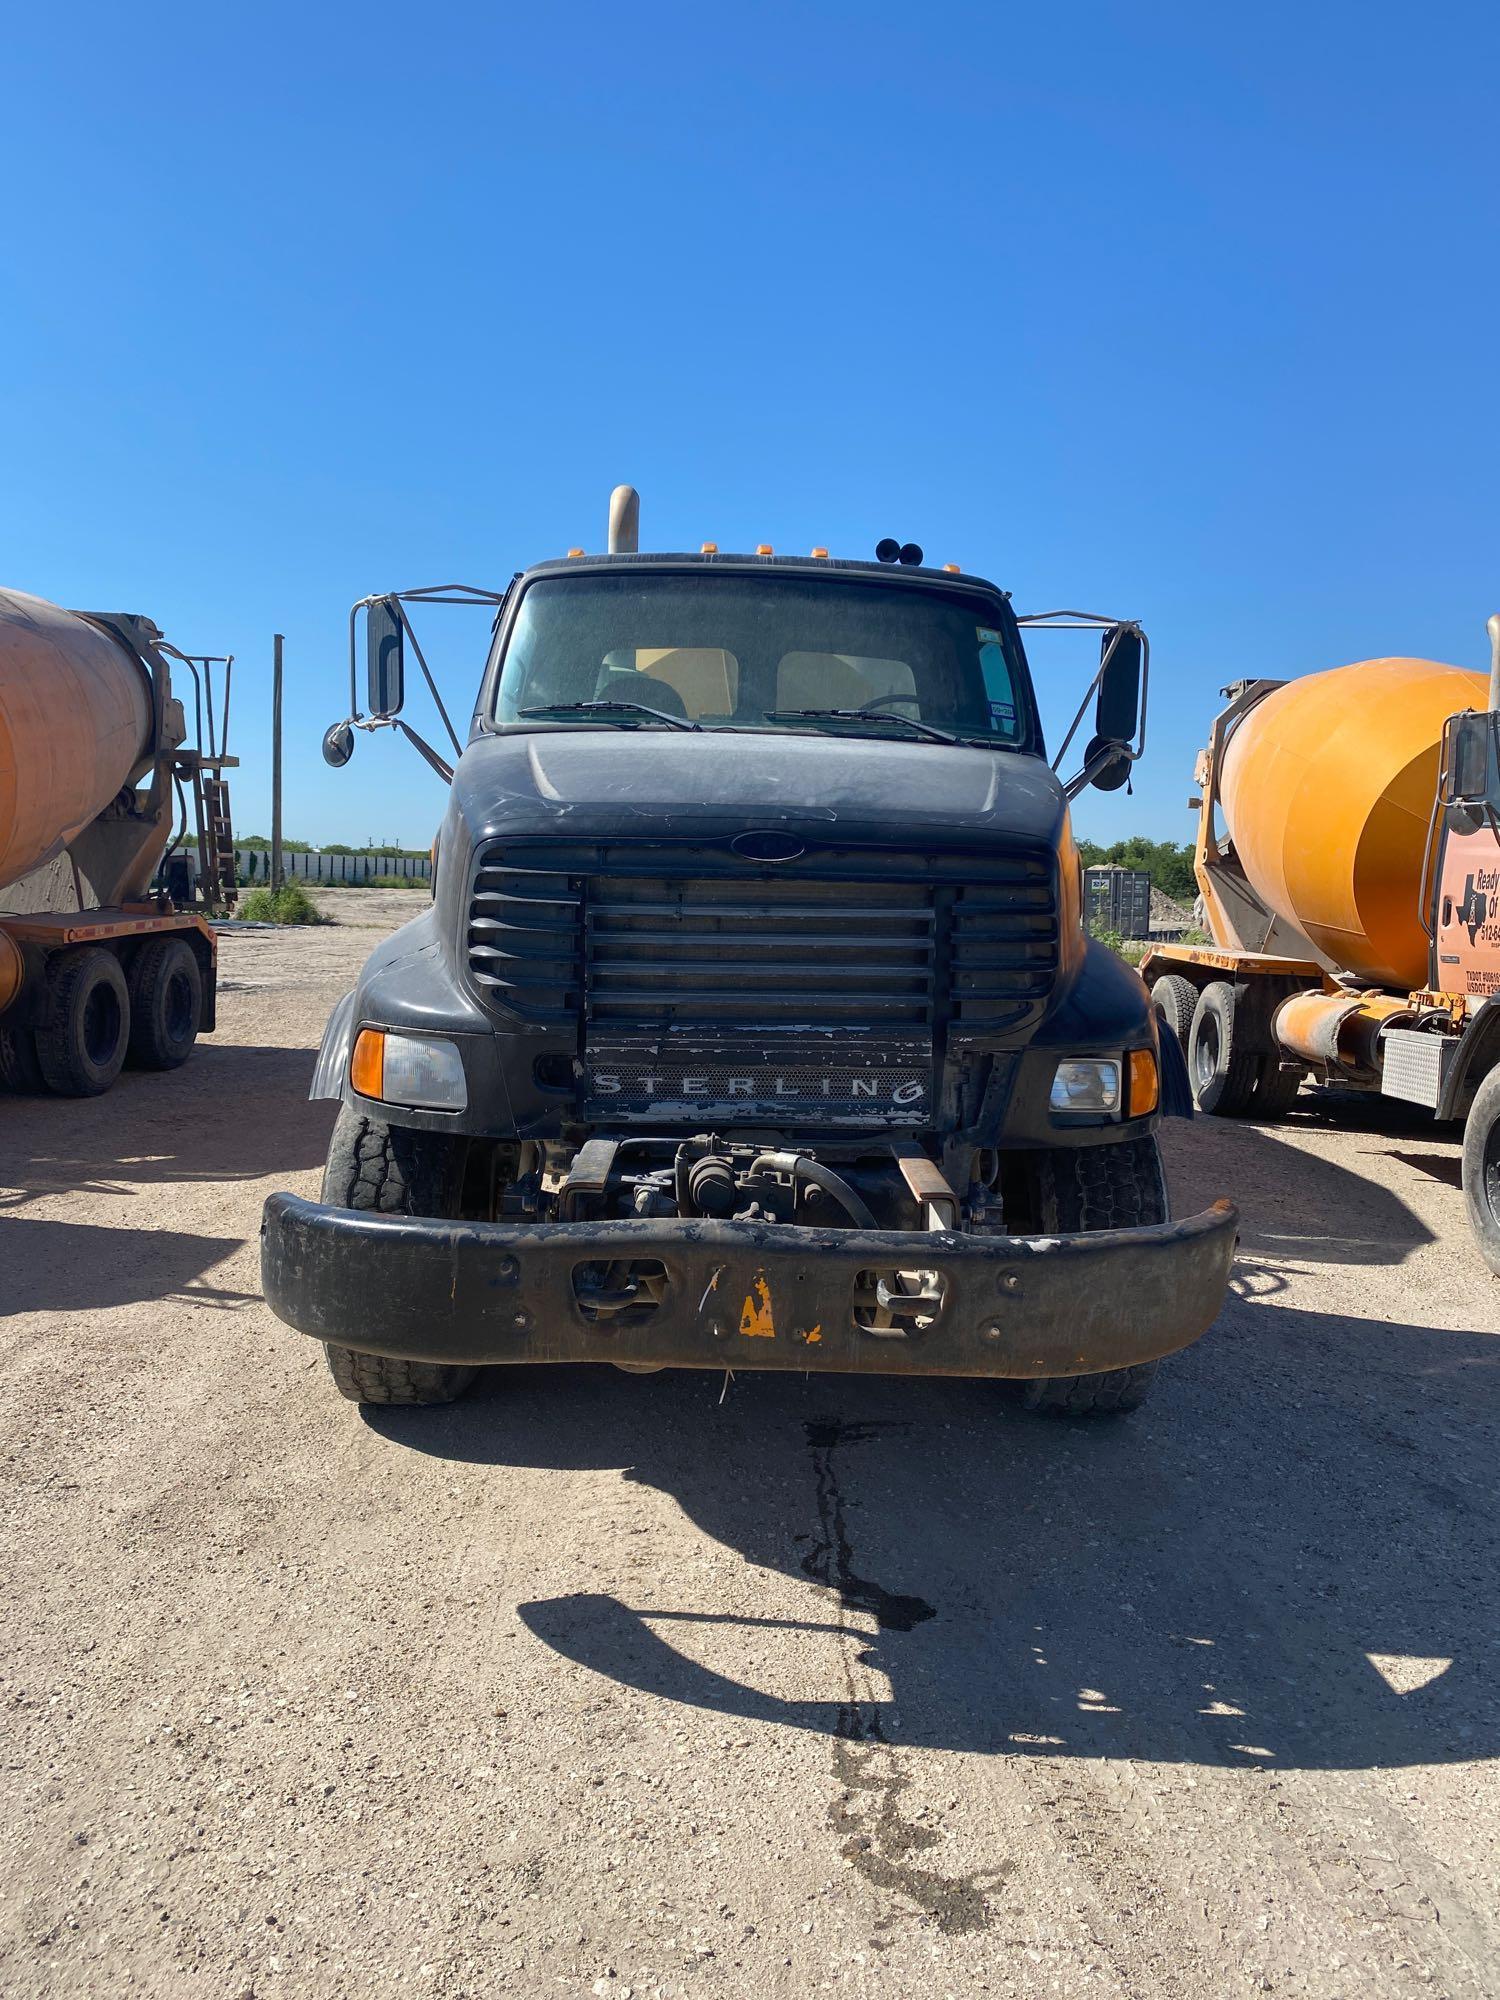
[519,699,698,732]
[762,707,959,746]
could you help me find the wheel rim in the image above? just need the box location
[83,982,122,1067]
[1194,1012,1220,1090]
[164,969,194,1043]
[1483,1116,1500,1230]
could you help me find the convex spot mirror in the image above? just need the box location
[322,720,355,768]
[367,597,406,718]
[1083,733,1131,791]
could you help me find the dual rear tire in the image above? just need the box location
[1,939,202,1098]
[1152,974,1303,1119]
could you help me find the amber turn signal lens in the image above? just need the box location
[1129,1047,1159,1117]
[350,1028,385,1100]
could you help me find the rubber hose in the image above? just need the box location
[748,1151,878,1230]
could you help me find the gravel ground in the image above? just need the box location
[1,888,1496,1999]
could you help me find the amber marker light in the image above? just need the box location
[566,547,584,557]
[1129,1047,1160,1117]
[943,563,961,573]
[701,542,718,554]
[810,547,829,558]
[350,1028,385,1100]
[755,544,773,555]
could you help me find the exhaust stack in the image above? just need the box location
[608,485,640,555]
[1488,612,1500,714]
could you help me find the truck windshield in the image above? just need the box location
[492,571,1035,748]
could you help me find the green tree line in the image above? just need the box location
[1077,837,1197,905]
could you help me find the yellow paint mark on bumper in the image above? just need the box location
[739,1273,775,1338]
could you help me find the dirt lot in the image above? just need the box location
[2,888,1497,1999]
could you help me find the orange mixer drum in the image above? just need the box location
[1219,656,1489,991]
[0,588,153,894]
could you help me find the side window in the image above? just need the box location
[977,637,1020,739]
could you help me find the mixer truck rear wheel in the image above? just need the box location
[34,947,130,1097]
[1250,1058,1305,1117]
[126,937,203,1069]
[1188,980,1262,1117]
[1150,973,1198,1051]
[0,1025,45,1094]
[318,1108,481,1406]
[1005,1135,1166,1414]
[1460,1067,1500,1278]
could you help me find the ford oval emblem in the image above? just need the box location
[731,829,806,863]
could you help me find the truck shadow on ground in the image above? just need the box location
[370,1122,1498,1776]
[0,1217,255,1315]
[0,1046,328,1210]
[1163,1103,1439,1278]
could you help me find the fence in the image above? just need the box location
[234,849,432,886]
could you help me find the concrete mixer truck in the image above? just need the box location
[0,588,236,1097]
[1142,615,1500,1273]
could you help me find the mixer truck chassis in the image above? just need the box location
[0,589,233,1098]
[0,909,216,1096]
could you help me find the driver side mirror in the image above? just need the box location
[367,597,406,717]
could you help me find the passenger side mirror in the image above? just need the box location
[367,597,406,717]
[1095,625,1143,745]
[322,720,355,768]
[1440,710,1498,808]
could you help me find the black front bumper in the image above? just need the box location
[260,1195,1238,1379]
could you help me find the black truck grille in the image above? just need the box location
[467,842,1058,1041]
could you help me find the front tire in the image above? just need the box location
[1462,1067,1500,1278]
[319,1108,480,1406]
[1008,1135,1167,1414]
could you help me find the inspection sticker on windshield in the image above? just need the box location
[988,701,1016,725]
[976,627,1002,645]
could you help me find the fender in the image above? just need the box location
[1436,995,1500,1121]
[310,989,357,1102]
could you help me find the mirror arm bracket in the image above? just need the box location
[1062,740,1129,801]
[393,600,464,758]
[392,719,454,784]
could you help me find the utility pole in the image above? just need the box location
[271,633,284,890]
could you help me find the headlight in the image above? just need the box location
[350,1028,468,1110]
[1049,1057,1121,1114]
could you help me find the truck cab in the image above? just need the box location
[261,501,1235,1409]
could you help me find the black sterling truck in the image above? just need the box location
[261,489,1235,1410]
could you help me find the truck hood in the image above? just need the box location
[452,728,1067,852]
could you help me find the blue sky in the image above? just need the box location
[4,2,1497,851]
